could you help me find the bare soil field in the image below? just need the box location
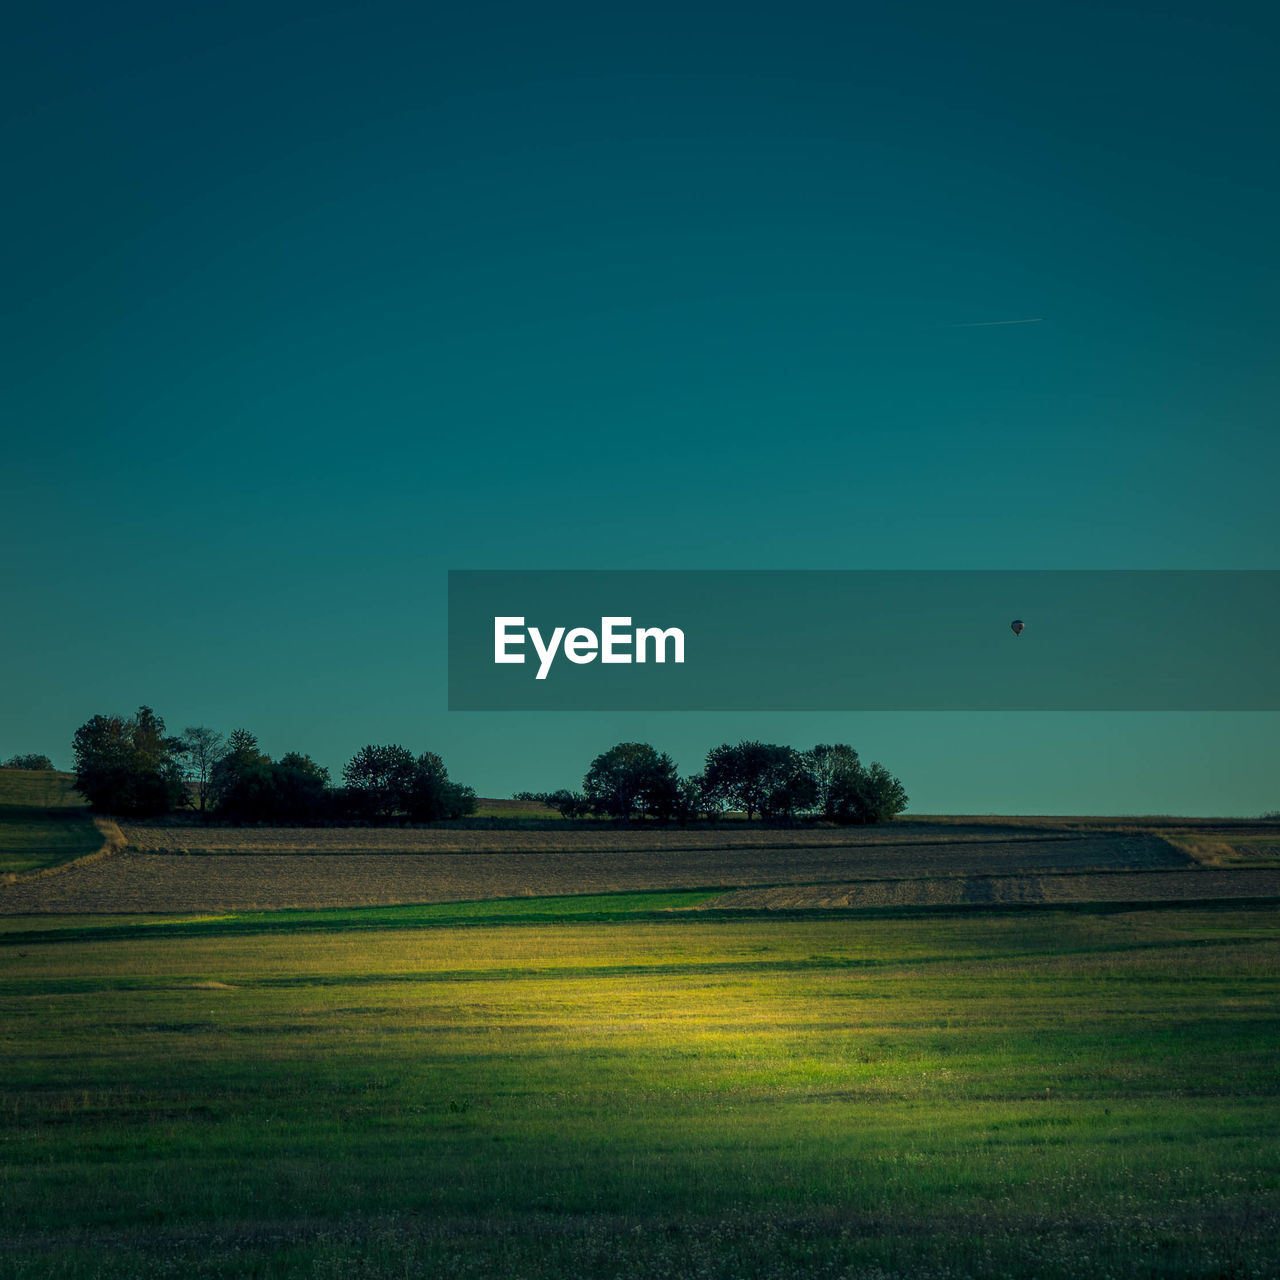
[6,815,1278,916]
[0,821,1199,913]
[116,820,1188,856]
[704,867,1280,910]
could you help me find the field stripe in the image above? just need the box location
[2,894,1277,949]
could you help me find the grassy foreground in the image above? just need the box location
[1,901,1277,1277]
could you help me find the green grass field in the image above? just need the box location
[2,899,1277,1278]
[0,769,100,878]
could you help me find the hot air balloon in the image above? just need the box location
[1010,619,1025,637]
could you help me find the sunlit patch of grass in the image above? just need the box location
[1166,830,1280,868]
[0,904,1276,1276]
[0,892,722,946]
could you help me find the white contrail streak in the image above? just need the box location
[948,317,1045,327]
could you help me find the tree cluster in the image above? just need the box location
[522,740,907,825]
[71,708,188,816]
[68,708,475,824]
[207,730,334,824]
[341,745,476,823]
[1,754,55,771]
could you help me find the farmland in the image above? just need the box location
[2,775,1278,1276]
[2,901,1278,1278]
[4,810,1280,915]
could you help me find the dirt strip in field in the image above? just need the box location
[703,869,1280,910]
[1,833,1191,914]
[117,823,1131,855]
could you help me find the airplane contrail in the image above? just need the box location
[948,317,1045,327]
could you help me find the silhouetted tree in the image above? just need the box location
[759,751,818,823]
[342,744,417,820]
[71,707,186,815]
[703,741,797,822]
[583,742,680,821]
[404,751,476,822]
[686,773,725,821]
[850,761,909,824]
[180,726,226,814]
[672,775,714,825]
[209,730,275,822]
[207,736,337,824]
[546,789,593,819]
[804,744,861,819]
[817,756,908,824]
[272,752,333,823]
[2,754,54,770]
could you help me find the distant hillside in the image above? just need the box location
[472,796,561,819]
[0,768,101,878]
[0,767,85,809]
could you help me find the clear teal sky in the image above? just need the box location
[3,1,1277,813]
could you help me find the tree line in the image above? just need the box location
[63,707,907,826]
[517,740,907,825]
[69,707,475,822]
[1,754,55,771]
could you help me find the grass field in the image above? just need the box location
[3,774,1278,1275]
[0,769,101,879]
[1,900,1278,1278]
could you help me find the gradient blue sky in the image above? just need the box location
[3,1,1277,813]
